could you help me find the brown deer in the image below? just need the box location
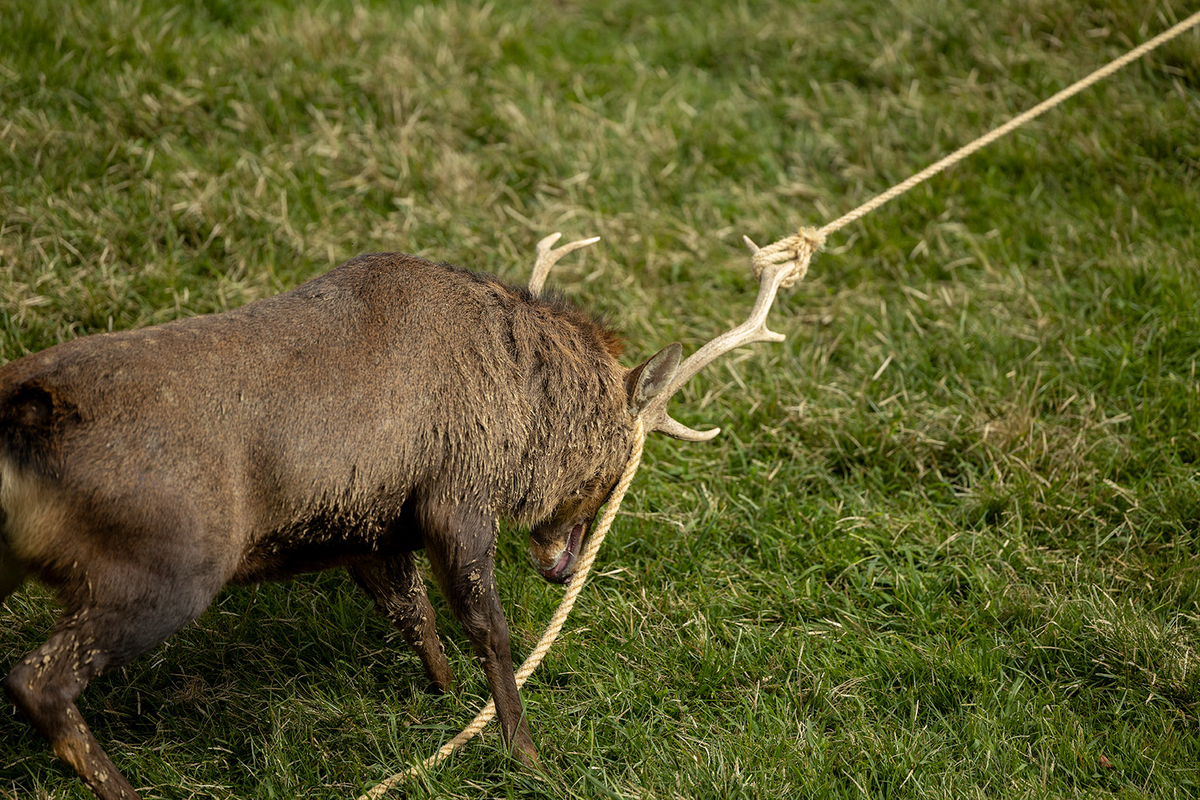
[0,231,809,799]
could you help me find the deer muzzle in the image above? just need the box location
[530,522,585,584]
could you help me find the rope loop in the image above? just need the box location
[750,226,825,288]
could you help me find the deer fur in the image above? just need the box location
[0,252,681,800]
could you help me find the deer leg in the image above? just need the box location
[3,573,219,800]
[349,552,455,693]
[421,505,539,767]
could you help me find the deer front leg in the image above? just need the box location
[420,504,538,767]
[350,552,455,693]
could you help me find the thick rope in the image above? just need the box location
[358,419,646,799]
[749,226,826,287]
[356,12,1200,798]
[754,8,1200,262]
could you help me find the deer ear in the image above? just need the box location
[626,343,682,416]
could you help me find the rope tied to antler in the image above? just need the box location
[749,226,825,287]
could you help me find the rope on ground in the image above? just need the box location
[357,419,646,800]
[357,11,1200,797]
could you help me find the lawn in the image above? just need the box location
[2,0,1199,797]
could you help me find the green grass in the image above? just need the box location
[2,0,1199,797]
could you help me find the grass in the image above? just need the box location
[2,0,1199,797]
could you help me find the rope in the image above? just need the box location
[752,8,1200,264]
[358,419,646,799]
[356,11,1200,797]
[749,226,826,287]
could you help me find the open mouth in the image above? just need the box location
[539,523,585,584]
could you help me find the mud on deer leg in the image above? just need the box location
[350,552,455,693]
[3,625,140,800]
[4,560,219,800]
[422,507,539,767]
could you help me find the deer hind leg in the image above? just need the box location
[4,618,141,800]
[3,568,221,800]
[350,552,455,693]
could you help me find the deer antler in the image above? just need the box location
[529,232,601,295]
[640,227,825,441]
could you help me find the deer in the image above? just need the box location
[0,229,813,800]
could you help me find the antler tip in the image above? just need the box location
[653,414,722,442]
[536,232,563,252]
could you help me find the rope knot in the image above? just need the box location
[750,226,825,288]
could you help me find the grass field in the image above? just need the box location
[3,0,1199,797]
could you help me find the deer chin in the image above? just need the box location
[532,522,585,584]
